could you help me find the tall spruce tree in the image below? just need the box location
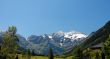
[95,51,100,59]
[27,49,31,59]
[48,48,54,59]
[32,49,35,56]
[75,47,83,59]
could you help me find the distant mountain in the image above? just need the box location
[27,31,87,55]
[0,30,86,55]
[17,34,29,49]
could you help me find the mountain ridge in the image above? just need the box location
[0,30,87,55]
[27,31,87,55]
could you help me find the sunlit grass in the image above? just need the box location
[18,54,73,59]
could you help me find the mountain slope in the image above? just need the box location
[0,30,86,55]
[81,21,110,49]
[27,31,86,55]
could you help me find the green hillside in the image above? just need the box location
[72,21,110,59]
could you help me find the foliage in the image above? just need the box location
[32,49,36,56]
[95,51,100,59]
[76,48,83,59]
[21,49,31,59]
[103,35,110,59]
[8,26,17,35]
[72,47,83,59]
[0,26,19,59]
[27,49,31,59]
[72,21,110,59]
[48,48,54,59]
[83,48,91,59]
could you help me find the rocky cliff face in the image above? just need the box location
[27,31,87,55]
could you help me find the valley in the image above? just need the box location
[0,21,110,59]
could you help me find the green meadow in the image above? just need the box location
[18,54,73,59]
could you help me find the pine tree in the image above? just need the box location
[48,48,54,59]
[15,55,18,59]
[95,51,100,59]
[103,35,110,59]
[27,49,31,59]
[32,49,35,56]
[0,26,19,59]
[75,47,83,59]
[21,50,26,58]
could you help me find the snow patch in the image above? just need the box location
[60,43,63,46]
[48,36,52,39]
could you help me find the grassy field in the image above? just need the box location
[18,54,73,59]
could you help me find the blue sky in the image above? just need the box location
[0,0,110,37]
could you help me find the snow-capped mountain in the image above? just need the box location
[0,31,86,55]
[27,31,87,55]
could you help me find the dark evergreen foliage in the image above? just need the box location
[103,35,110,59]
[74,47,83,59]
[95,52,100,59]
[15,55,18,59]
[48,48,54,59]
[81,21,110,49]
[32,49,36,56]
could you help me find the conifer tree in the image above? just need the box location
[0,26,19,59]
[103,35,110,59]
[48,48,54,59]
[75,47,83,59]
[27,49,31,59]
[32,49,35,56]
[95,51,100,59]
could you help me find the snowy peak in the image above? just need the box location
[64,31,87,39]
[27,31,87,55]
[52,31,87,40]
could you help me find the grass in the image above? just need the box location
[18,54,73,59]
